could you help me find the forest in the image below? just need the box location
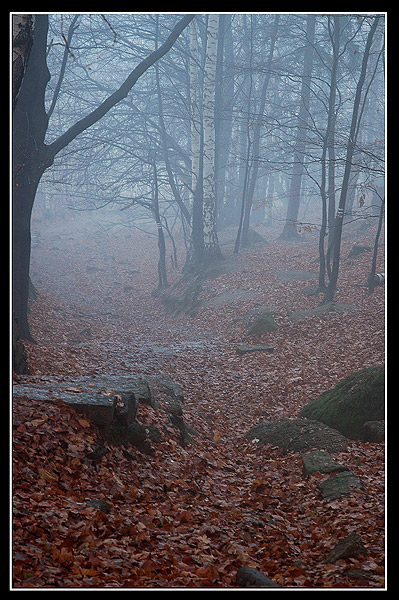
[12,13,386,589]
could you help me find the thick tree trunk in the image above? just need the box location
[13,15,50,340]
[13,14,194,338]
[12,14,35,110]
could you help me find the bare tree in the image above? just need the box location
[13,13,194,339]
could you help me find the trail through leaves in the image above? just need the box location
[13,220,385,588]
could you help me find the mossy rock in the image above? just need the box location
[245,418,349,453]
[300,366,385,440]
[248,312,278,335]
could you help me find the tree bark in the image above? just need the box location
[13,14,194,339]
[324,16,380,302]
[280,15,316,241]
[240,15,279,248]
[12,14,35,110]
[202,14,223,262]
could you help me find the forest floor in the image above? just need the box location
[12,216,386,589]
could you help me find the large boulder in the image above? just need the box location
[299,366,385,440]
[245,418,349,453]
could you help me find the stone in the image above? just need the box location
[319,471,363,500]
[236,566,279,588]
[324,532,367,563]
[12,385,117,426]
[126,422,147,447]
[301,450,349,477]
[288,301,357,322]
[362,420,385,442]
[85,499,112,514]
[347,245,371,258]
[300,366,385,439]
[248,312,278,335]
[245,418,349,453]
[236,345,274,355]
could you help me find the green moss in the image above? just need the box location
[300,366,385,439]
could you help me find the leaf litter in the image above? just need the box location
[13,223,385,588]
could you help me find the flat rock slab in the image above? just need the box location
[12,385,117,426]
[13,374,184,427]
[302,450,349,476]
[288,302,358,322]
[245,418,349,453]
[236,345,274,355]
[319,471,364,500]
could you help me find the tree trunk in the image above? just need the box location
[240,15,280,249]
[13,14,194,339]
[13,15,50,340]
[202,14,223,263]
[152,160,168,291]
[318,16,340,291]
[12,14,35,110]
[325,16,381,302]
[187,17,205,265]
[280,15,316,241]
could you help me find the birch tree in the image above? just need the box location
[202,14,223,262]
[188,17,204,263]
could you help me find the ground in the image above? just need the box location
[12,216,385,588]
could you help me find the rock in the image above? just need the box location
[236,345,274,355]
[347,245,371,258]
[324,532,367,563]
[248,312,278,335]
[236,566,279,588]
[12,374,185,436]
[126,421,147,447]
[12,385,117,426]
[245,418,349,453]
[301,450,349,477]
[288,301,357,322]
[362,420,385,442]
[85,499,112,514]
[300,366,385,439]
[319,471,364,500]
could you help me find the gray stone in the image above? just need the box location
[301,450,349,477]
[319,471,364,500]
[85,499,112,514]
[236,344,274,355]
[288,301,358,322]
[248,312,278,335]
[362,420,385,442]
[12,385,116,426]
[324,532,367,563]
[236,566,279,588]
[245,418,349,453]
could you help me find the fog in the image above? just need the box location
[14,12,385,343]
